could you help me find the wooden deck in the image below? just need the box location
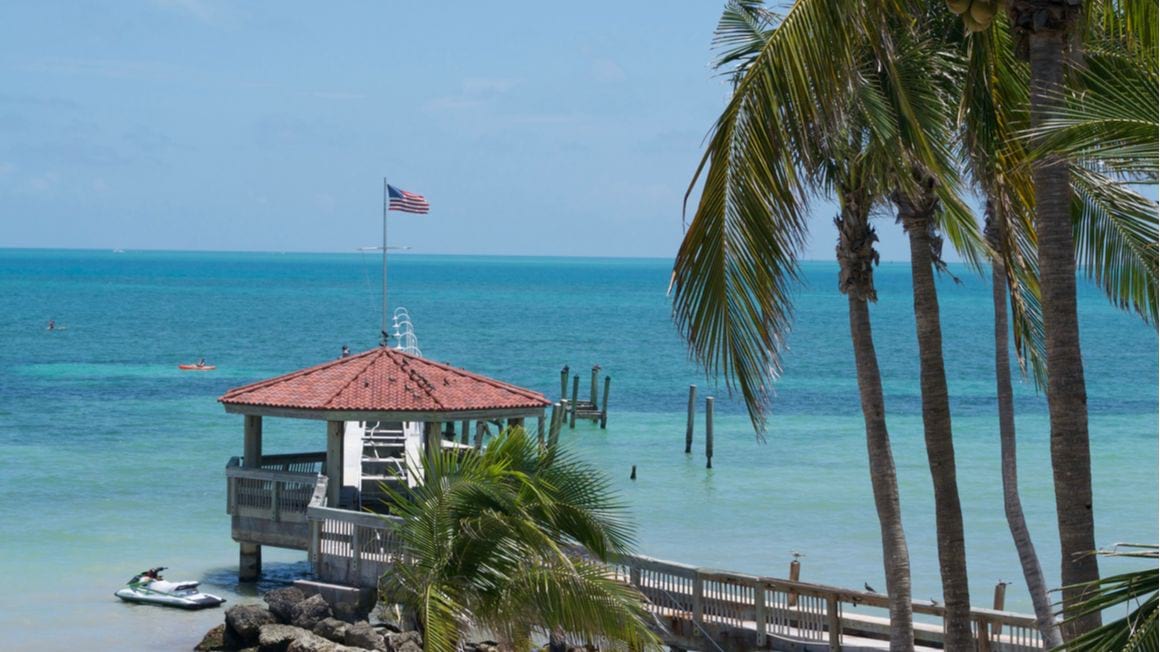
[227,461,1046,652]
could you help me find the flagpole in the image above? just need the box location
[387,175,396,345]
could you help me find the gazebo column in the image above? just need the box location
[460,420,470,445]
[325,420,344,506]
[239,415,263,581]
[507,417,525,431]
[424,420,442,454]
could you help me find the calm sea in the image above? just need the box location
[0,249,1156,650]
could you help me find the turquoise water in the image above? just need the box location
[1,249,1156,650]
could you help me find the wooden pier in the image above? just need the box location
[228,463,1046,652]
[560,364,611,428]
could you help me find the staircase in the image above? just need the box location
[359,421,408,508]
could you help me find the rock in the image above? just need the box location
[195,624,227,651]
[332,601,369,624]
[385,631,422,652]
[391,640,421,652]
[312,617,349,644]
[344,622,387,651]
[291,594,334,631]
[286,632,365,652]
[265,587,308,624]
[226,604,280,647]
[258,623,310,652]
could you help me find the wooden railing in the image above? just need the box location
[607,554,1045,652]
[226,453,327,548]
[300,486,1044,651]
[306,475,406,589]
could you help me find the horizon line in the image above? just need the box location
[0,245,923,264]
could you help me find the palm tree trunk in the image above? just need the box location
[986,203,1063,648]
[837,201,915,652]
[894,180,971,651]
[1020,4,1101,636]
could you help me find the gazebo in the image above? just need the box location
[219,347,551,580]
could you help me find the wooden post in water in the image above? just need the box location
[548,401,562,447]
[991,581,1007,638]
[536,415,546,446]
[589,364,601,405]
[560,365,570,400]
[684,385,696,453]
[788,556,801,607]
[705,396,714,469]
[600,375,611,428]
[629,465,636,480]
[569,375,579,428]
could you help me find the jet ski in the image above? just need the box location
[114,567,226,609]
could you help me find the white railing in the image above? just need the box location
[299,480,1045,651]
[306,475,406,589]
[608,554,1045,652]
[226,453,325,526]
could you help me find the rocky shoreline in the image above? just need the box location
[193,587,505,652]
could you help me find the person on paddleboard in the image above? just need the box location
[47,319,55,331]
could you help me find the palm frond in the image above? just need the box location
[1027,49,1159,179]
[383,430,659,650]
[1070,165,1158,324]
[1052,544,1159,652]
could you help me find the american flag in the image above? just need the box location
[387,184,430,214]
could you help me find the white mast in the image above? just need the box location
[381,178,389,346]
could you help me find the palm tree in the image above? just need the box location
[945,0,1098,634]
[381,429,661,652]
[674,2,987,646]
[833,158,917,650]
[947,0,1158,636]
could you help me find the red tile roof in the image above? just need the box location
[219,348,550,413]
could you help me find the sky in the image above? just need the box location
[4,1,928,260]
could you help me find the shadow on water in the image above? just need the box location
[201,560,316,598]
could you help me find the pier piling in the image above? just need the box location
[705,396,714,469]
[569,375,579,428]
[590,365,601,405]
[992,581,1008,637]
[548,401,562,447]
[788,556,802,607]
[685,385,696,454]
[600,375,611,428]
[560,365,570,401]
[630,464,637,480]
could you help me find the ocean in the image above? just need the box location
[0,249,1156,650]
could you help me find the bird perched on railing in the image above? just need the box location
[864,582,877,593]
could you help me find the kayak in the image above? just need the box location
[178,364,216,371]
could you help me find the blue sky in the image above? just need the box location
[4,1,924,260]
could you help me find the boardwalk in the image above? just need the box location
[228,461,1046,652]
